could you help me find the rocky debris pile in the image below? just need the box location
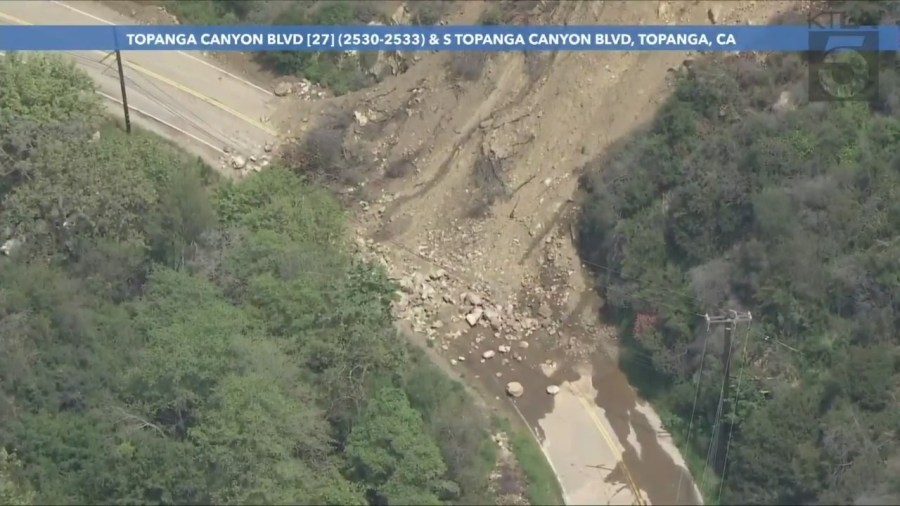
[350,215,583,375]
[220,143,275,176]
[382,257,567,362]
[273,79,327,100]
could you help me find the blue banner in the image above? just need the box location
[0,24,897,52]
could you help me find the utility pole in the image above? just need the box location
[703,310,752,474]
[114,50,131,134]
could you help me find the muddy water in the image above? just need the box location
[459,319,702,506]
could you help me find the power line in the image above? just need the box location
[675,324,712,504]
[697,311,751,496]
[700,362,727,494]
[125,77,233,149]
[65,51,234,150]
[716,322,754,503]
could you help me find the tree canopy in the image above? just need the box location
[0,53,502,505]
[577,5,900,503]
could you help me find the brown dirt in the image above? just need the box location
[299,2,799,504]
[102,0,804,503]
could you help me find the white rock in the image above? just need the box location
[546,385,561,395]
[772,90,795,113]
[497,345,511,354]
[483,308,502,330]
[393,292,409,312]
[353,110,369,126]
[0,238,22,256]
[506,382,524,398]
[419,282,435,300]
[482,350,496,359]
[274,82,293,96]
[519,341,530,349]
[398,276,415,294]
[450,359,458,365]
[231,156,247,169]
[467,293,483,306]
[465,308,484,327]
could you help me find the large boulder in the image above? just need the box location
[506,382,524,398]
[274,82,293,97]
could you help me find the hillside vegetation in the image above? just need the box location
[159,0,454,94]
[577,6,900,504]
[0,52,513,505]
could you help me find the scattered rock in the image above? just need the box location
[430,269,447,280]
[1,238,22,256]
[483,308,502,330]
[467,293,483,306]
[398,276,415,294]
[450,359,458,365]
[231,156,247,169]
[420,282,435,301]
[465,307,484,326]
[353,110,369,126]
[546,385,561,395]
[537,303,552,319]
[390,4,411,25]
[90,131,101,142]
[657,1,668,19]
[540,361,558,377]
[393,293,409,312]
[707,5,721,24]
[506,382,524,398]
[482,350,496,359]
[264,142,273,153]
[274,82,294,96]
[772,90,795,113]
[497,345,511,354]
[519,341,530,349]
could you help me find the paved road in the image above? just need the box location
[0,0,278,165]
[0,3,705,504]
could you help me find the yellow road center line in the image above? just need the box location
[49,0,275,97]
[0,9,278,136]
[96,90,226,154]
[568,384,647,506]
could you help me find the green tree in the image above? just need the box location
[345,387,447,505]
[0,450,35,505]
[0,53,99,125]
[0,50,506,506]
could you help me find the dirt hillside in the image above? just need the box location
[274,1,798,503]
